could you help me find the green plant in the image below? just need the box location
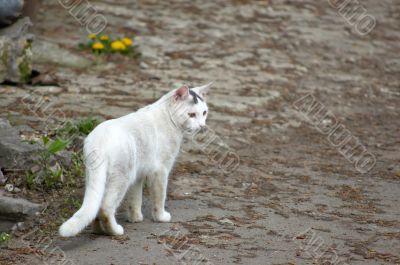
[25,171,35,190]
[63,151,84,188]
[23,137,69,191]
[22,118,98,191]
[77,117,99,135]
[43,166,63,190]
[56,117,99,139]
[0,232,10,243]
[55,121,78,139]
[46,138,71,154]
[64,196,82,209]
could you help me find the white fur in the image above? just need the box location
[59,84,211,237]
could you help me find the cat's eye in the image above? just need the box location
[203,111,207,116]
[188,113,196,118]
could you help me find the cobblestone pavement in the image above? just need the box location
[1,0,399,264]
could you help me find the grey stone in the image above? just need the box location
[11,221,26,232]
[0,17,33,83]
[0,0,23,27]
[0,118,42,170]
[32,39,91,69]
[0,195,41,220]
[139,61,149,69]
[4,183,13,192]
[0,169,5,184]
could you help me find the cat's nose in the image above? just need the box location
[200,125,208,132]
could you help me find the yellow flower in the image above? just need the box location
[92,42,105,50]
[99,35,109,41]
[121,37,133,46]
[111,41,126,51]
[88,33,97,40]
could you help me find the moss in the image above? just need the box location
[1,46,9,66]
[25,39,32,49]
[18,57,31,82]
[18,45,32,83]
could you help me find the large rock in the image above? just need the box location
[0,17,33,83]
[0,195,41,220]
[32,39,92,69]
[0,118,42,170]
[0,0,24,27]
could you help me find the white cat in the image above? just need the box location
[59,84,211,237]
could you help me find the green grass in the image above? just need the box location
[64,196,82,209]
[56,117,99,139]
[22,117,100,191]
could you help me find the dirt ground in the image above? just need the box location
[0,0,399,264]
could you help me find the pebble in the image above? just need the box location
[4,183,14,192]
[140,62,149,69]
[218,218,235,226]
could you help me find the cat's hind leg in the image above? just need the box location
[99,175,129,236]
[126,177,145,223]
[148,167,171,222]
[98,208,124,236]
[92,216,104,234]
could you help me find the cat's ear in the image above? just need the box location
[193,82,212,99]
[174,85,190,101]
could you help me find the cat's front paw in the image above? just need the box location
[153,211,171,222]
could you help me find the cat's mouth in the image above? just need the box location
[187,126,208,134]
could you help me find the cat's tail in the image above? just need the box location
[59,160,107,237]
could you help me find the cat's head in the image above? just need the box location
[168,83,211,132]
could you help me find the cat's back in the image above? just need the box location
[88,110,142,138]
[84,119,120,147]
[84,109,155,148]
